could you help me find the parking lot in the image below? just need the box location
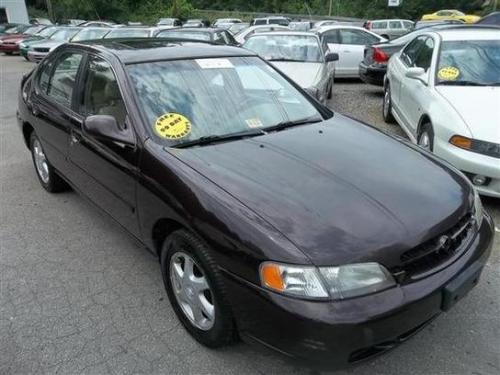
[1,55,499,374]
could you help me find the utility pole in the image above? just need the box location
[329,0,333,16]
[45,0,54,22]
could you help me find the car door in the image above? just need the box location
[67,54,141,237]
[29,50,84,176]
[399,37,435,133]
[322,29,344,72]
[334,29,381,76]
[388,20,403,38]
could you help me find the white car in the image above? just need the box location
[384,28,500,198]
[234,25,289,45]
[316,25,386,77]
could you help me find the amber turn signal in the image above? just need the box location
[260,263,285,291]
[449,135,472,150]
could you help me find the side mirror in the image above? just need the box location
[83,115,134,145]
[405,67,428,84]
[325,51,339,62]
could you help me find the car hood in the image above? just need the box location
[167,115,472,267]
[31,40,65,49]
[270,62,323,88]
[436,86,500,143]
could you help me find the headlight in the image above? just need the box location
[19,43,26,48]
[260,262,328,298]
[473,188,483,228]
[260,262,395,300]
[449,135,500,159]
[0,40,3,45]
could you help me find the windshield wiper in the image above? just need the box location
[439,80,488,86]
[267,57,306,62]
[173,128,266,149]
[263,116,323,133]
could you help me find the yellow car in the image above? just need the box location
[421,9,480,24]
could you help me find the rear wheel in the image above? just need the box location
[29,132,69,193]
[161,229,236,347]
[418,123,434,152]
[383,83,395,124]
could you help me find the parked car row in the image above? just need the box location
[16,33,495,368]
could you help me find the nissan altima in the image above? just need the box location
[17,39,494,367]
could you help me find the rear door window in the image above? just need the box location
[46,52,84,108]
[339,29,378,45]
[373,21,387,29]
[389,21,402,29]
[322,29,340,44]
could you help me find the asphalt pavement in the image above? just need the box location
[1,55,499,375]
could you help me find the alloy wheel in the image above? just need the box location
[33,139,50,184]
[170,251,215,331]
[418,131,431,151]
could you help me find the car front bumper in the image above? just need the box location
[222,213,494,368]
[27,50,48,63]
[434,137,500,198]
[0,43,20,53]
[359,62,386,86]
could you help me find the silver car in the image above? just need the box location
[27,27,82,62]
[365,19,414,40]
[243,31,338,104]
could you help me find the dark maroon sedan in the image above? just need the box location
[17,39,494,368]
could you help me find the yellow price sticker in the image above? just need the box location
[154,113,192,140]
[438,66,460,81]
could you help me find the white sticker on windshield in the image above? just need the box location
[246,118,263,128]
[196,58,234,69]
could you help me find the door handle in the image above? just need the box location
[31,105,40,117]
[70,133,81,145]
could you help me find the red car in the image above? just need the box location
[0,25,46,54]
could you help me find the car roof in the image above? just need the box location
[160,27,222,33]
[316,25,366,32]
[430,27,500,40]
[73,39,255,64]
[248,30,317,37]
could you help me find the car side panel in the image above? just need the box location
[137,140,311,285]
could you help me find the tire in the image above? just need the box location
[29,132,69,193]
[327,76,333,100]
[383,83,396,124]
[5,52,13,55]
[418,122,434,152]
[160,229,236,348]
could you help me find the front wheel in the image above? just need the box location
[383,83,396,124]
[418,123,434,152]
[161,229,236,347]
[29,132,69,193]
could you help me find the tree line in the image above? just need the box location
[27,0,489,24]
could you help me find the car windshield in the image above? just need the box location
[436,39,500,86]
[49,28,80,41]
[105,29,150,38]
[158,19,175,25]
[25,26,44,35]
[127,56,323,146]
[38,26,58,37]
[158,30,210,41]
[71,28,109,41]
[6,25,28,34]
[244,35,322,62]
